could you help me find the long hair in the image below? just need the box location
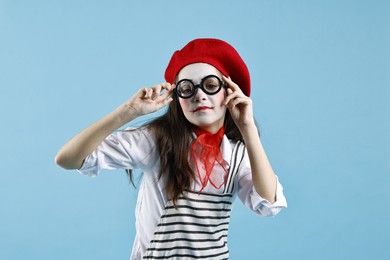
[126,91,243,205]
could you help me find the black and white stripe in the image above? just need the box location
[143,191,232,259]
[223,141,245,194]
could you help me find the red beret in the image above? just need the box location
[164,38,251,96]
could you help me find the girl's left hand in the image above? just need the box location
[223,75,255,131]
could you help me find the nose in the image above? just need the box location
[192,86,207,102]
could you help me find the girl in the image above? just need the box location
[55,38,287,260]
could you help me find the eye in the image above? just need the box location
[177,81,194,97]
[203,77,221,92]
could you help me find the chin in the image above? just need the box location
[193,121,224,132]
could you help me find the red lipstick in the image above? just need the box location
[193,106,212,112]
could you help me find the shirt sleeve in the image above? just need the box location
[78,127,158,177]
[234,148,287,217]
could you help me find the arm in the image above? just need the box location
[55,83,174,170]
[223,76,277,203]
[240,126,277,203]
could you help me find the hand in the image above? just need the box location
[223,75,255,131]
[124,82,175,118]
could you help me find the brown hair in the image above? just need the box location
[127,92,243,205]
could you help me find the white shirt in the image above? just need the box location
[78,127,287,259]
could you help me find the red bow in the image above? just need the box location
[190,127,228,193]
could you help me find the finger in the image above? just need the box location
[162,96,174,106]
[225,92,251,109]
[142,88,153,99]
[154,93,174,109]
[228,97,250,109]
[155,88,173,103]
[161,82,175,92]
[224,89,244,105]
[151,84,164,100]
[152,83,176,100]
[155,83,175,99]
[162,83,175,93]
[222,75,244,94]
[224,88,233,104]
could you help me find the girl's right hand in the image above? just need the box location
[123,82,175,119]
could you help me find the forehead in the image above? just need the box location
[177,63,222,82]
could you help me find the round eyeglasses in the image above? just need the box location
[175,75,226,99]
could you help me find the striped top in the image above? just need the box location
[144,142,245,259]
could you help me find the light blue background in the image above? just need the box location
[1,0,389,259]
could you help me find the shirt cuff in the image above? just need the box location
[77,152,99,177]
[250,178,287,216]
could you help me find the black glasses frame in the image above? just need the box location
[175,75,226,99]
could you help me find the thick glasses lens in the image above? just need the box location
[176,80,194,98]
[202,76,221,94]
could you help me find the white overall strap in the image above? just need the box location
[223,141,246,194]
[143,191,233,259]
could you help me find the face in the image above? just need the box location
[176,63,227,134]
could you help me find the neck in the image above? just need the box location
[195,126,225,138]
[195,124,224,134]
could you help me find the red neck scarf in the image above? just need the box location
[190,127,228,193]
